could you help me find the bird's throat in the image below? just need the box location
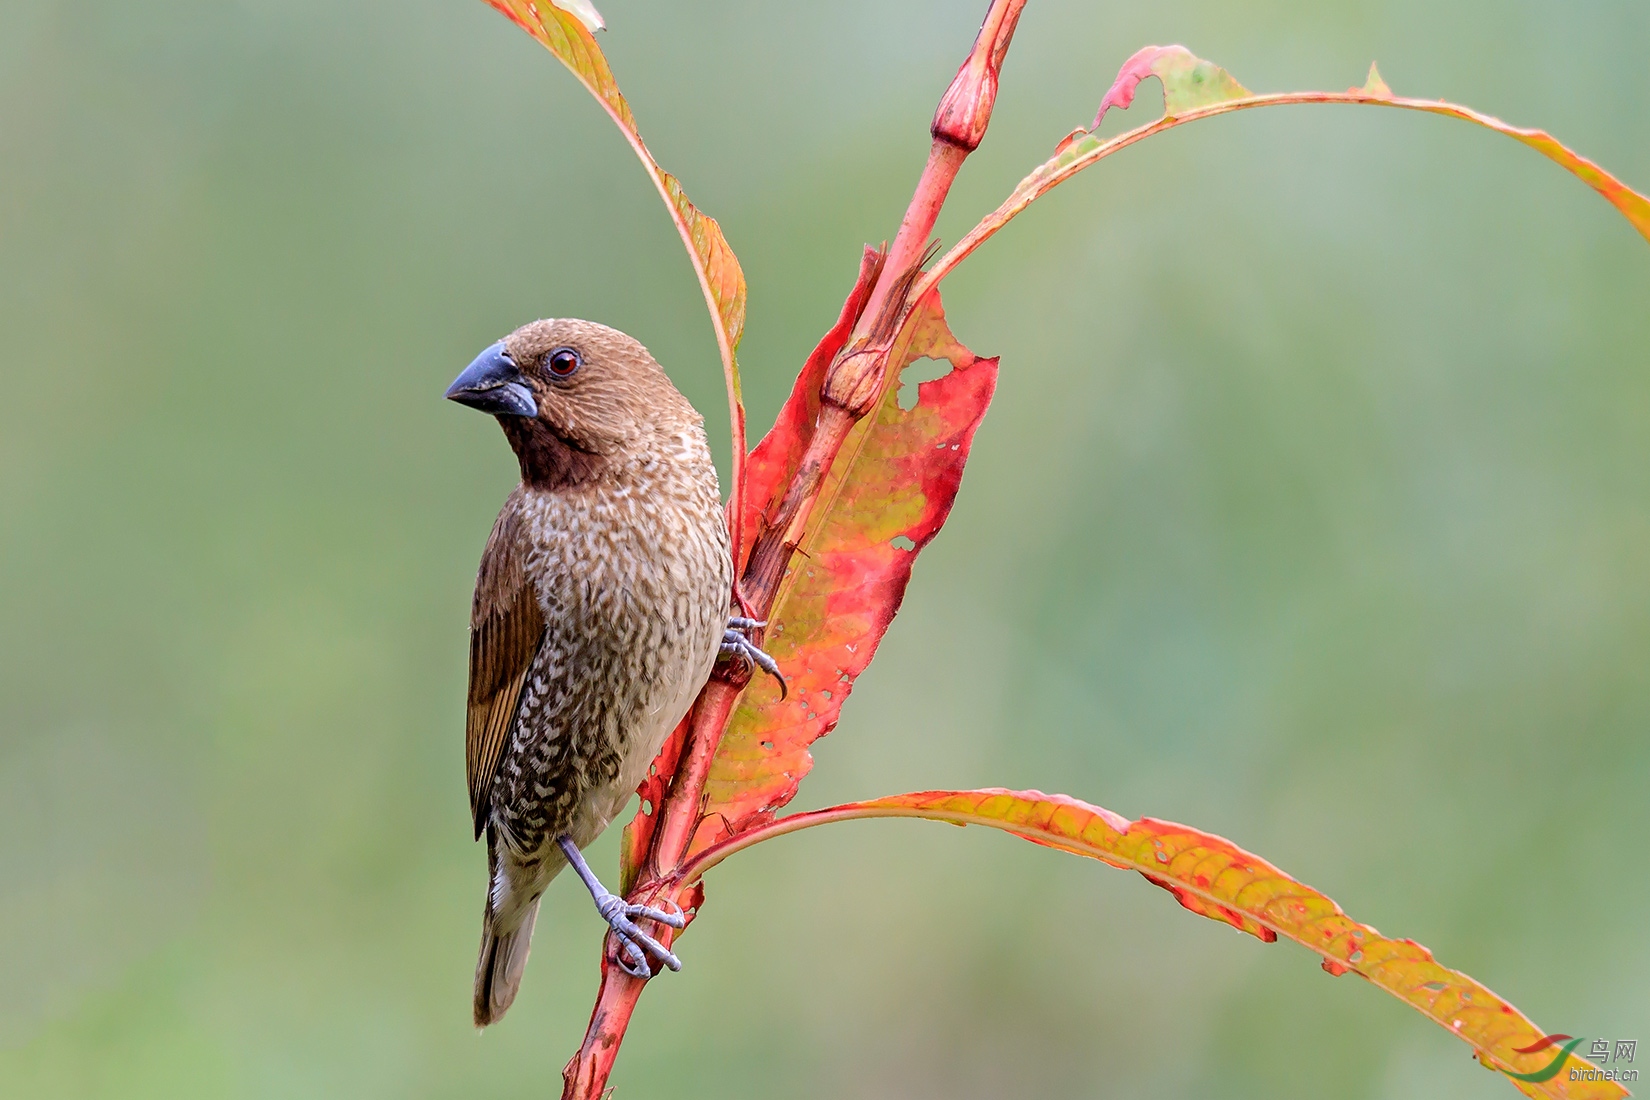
[499,418,610,492]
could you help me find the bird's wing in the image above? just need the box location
[466,489,545,839]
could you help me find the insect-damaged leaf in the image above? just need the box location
[613,249,879,897]
[682,789,1627,1100]
[918,45,1650,299]
[689,282,998,854]
[481,0,749,524]
[1091,42,1250,124]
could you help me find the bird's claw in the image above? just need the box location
[595,892,685,978]
[722,619,787,698]
[556,834,686,980]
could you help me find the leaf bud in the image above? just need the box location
[930,0,1024,151]
[821,339,893,417]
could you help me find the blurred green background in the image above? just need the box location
[3,1,1647,1097]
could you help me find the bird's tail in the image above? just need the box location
[474,892,540,1028]
[474,829,553,1028]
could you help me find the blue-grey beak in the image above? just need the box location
[445,341,538,418]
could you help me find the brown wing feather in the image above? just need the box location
[467,488,545,838]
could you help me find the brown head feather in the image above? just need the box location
[497,319,700,492]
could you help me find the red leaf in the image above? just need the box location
[693,289,999,852]
[733,246,884,566]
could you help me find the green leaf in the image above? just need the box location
[918,46,1650,300]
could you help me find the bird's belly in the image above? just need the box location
[489,491,729,857]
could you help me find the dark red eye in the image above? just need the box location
[546,347,581,378]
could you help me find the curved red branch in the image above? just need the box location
[558,4,1027,1096]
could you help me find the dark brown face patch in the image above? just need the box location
[498,415,608,492]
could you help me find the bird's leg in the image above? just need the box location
[721,617,788,698]
[556,835,685,979]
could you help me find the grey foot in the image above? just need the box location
[722,618,787,698]
[557,835,686,979]
[594,892,686,978]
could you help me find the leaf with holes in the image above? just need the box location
[481,0,750,540]
[917,45,1650,299]
[684,284,997,854]
[612,248,878,896]
[680,789,1627,1100]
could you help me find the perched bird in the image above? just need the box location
[445,319,774,1027]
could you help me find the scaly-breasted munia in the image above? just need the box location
[445,319,772,1027]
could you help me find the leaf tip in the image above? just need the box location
[552,0,605,32]
[1358,61,1394,99]
[1053,126,1088,157]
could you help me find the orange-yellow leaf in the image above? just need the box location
[917,45,1650,299]
[682,789,1627,1100]
[480,0,749,536]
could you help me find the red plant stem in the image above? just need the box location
[853,0,1024,336]
[821,0,1023,416]
[559,4,1024,1096]
[561,968,643,1099]
[861,139,968,330]
[647,680,746,876]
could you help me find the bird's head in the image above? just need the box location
[446,318,696,489]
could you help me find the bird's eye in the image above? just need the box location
[545,347,582,379]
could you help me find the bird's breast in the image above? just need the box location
[516,456,730,624]
[491,452,731,852]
